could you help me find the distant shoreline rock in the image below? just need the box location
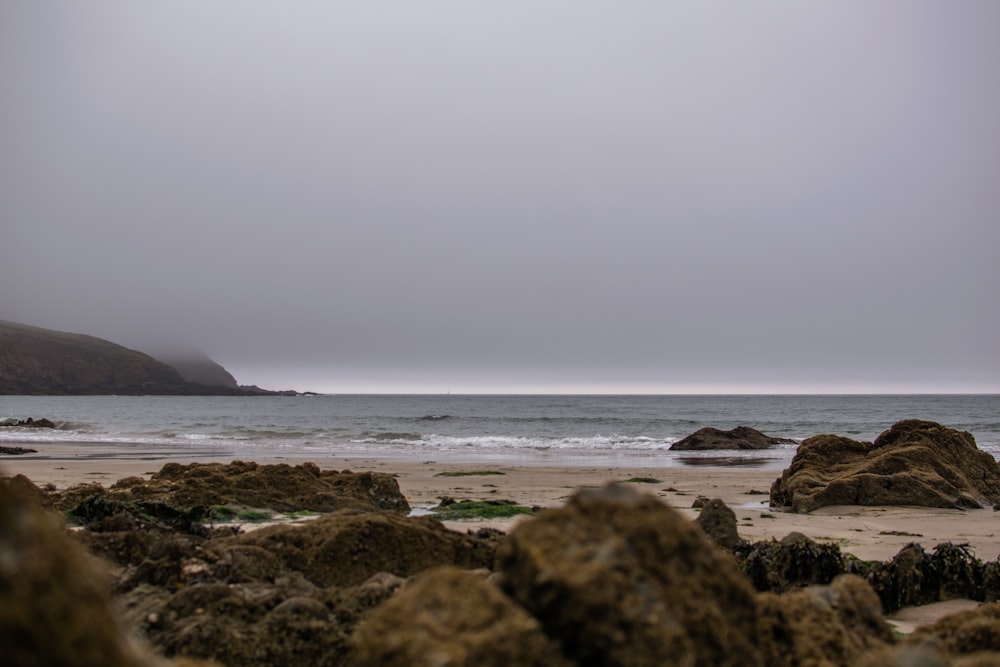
[0,417,56,428]
[0,445,39,455]
[670,425,796,450]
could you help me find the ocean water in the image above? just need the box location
[1,394,998,469]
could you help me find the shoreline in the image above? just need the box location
[3,444,1000,563]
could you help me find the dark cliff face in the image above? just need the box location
[0,320,282,395]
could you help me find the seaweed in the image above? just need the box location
[431,499,536,521]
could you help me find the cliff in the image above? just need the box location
[147,349,240,389]
[0,320,292,395]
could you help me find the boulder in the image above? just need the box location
[770,420,1000,512]
[0,474,151,666]
[757,574,896,667]
[353,568,573,667]
[496,483,763,666]
[224,510,501,587]
[671,425,795,450]
[696,497,743,548]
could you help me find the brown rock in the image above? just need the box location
[227,510,500,587]
[0,476,150,666]
[496,483,763,666]
[696,497,743,548]
[770,420,1000,512]
[671,425,795,450]
[907,602,1000,660]
[354,568,573,667]
[54,460,410,525]
[757,574,896,667]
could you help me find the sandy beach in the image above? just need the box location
[4,443,999,564]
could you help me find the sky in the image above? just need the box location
[2,2,998,394]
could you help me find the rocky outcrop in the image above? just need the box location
[227,511,499,588]
[55,460,411,524]
[770,420,1000,512]
[353,568,572,667]
[495,483,763,666]
[671,425,795,450]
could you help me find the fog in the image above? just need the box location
[2,2,998,393]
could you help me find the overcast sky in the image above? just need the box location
[2,2,998,394]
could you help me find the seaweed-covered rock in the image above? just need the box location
[671,425,795,450]
[757,574,896,667]
[116,572,404,666]
[736,532,847,593]
[496,483,762,667]
[907,602,1000,659]
[354,567,573,667]
[770,420,1000,512]
[696,497,743,548]
[0,475,149,666]
[865,542,989,613]
[53,460,410,528]
[224,509,500,587]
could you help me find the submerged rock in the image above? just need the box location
[770,420,1000,512]
[496,483,763,666]
[354,568,573,667]
[671,425,795,450]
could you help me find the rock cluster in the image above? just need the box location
[54,460,411,522]
[670,425,795,450]
[770,420,1000,512]
[6,451,1000,666]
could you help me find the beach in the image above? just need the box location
[4,442,999,564]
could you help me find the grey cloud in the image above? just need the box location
[2,1,998,392]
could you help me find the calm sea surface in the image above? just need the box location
[1,394,998,469]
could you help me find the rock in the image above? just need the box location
[757,574,896,667]
[770,420,1000,512]
[0,417,56,428]
[906,601,1000,660]
[1,473,53,508]
[54,460,411,524]
[0,446,38,455]
[353,567,574,667]
[735,532,847,594]
[0,473,152,666]
[496,483,763,666]
[696,497,743,548]
[224,510,501,587]
[115,571,406,666]
[671,425,795,450]
[865,542,987,614]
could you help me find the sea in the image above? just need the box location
[1,394,998,470]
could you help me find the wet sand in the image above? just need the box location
[3,443,1000,563]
